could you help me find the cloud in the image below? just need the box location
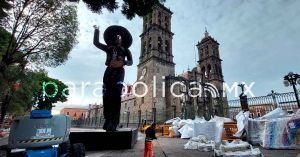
[48,0,300,114]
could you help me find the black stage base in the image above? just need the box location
[69,128,138,151]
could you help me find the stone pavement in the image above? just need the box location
[86,132,300,157]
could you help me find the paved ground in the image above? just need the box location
[0,133,299,157]
[86,133,300,157]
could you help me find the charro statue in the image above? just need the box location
[93,25,133,131]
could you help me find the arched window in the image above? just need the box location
[149,14,152,24]
[215,64,218,74]
[158,12,161,26]
[165,40,169,52]
[208,64,212,77]
[143,41,146,53]
[148,37,152,49]
[158,37,162,50]
[206,45,209,56]
[144,17,148,30]
[165,16,169,28]
[201,67,205,73]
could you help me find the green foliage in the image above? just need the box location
[0,0,78,69]
[79,0,165,20]
[35,73,69,110]
[0,0,12,19]
[0,27,16,61]
[7,71,69,115]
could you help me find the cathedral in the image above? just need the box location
[121,4,228,123]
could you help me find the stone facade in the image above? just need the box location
[87,103,103,119]
[123,4,229,122]
[195,30,229,118]
[136,4,175,122]
[60,108,88,120]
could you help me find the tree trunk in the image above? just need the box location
[0,93,11,124]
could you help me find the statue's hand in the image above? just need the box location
[93,25,99,29]
[110,60,124,68]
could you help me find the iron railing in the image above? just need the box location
[228,91,299,119]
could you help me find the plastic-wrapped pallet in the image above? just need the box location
[219,140,250,152]
[178,122,194,138]
[214,140,262,157]
[209,116,234,123]
[262,117,289,149]
[262,116,300,149]
[282,115,300,148]
[198,142,215,152]
[165,117,181,125]
[193,121,224,144]
[260,108,287,120]
[184,135,215,152]
[214,148,262,157]
[168,126,180,137]
[247,119,267,145]
[234,111,250,138]
[184,140,198,150]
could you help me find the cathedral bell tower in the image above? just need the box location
[196,30,228,117]
[136,4,175,122]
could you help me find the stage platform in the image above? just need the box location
[69,128,138,150]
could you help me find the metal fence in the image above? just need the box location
[71,108,182,129]
[71,92,300,128]
[228,91,299,119]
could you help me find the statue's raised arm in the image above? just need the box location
[93,25,108,52]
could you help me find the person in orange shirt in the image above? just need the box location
[144,123,157,157]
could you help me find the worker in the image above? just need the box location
[144,123,157,157]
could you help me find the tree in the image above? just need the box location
[0,0,78,120]
[0,0,78,74]
[75,0,166,20]
[0,0,12,19]
[1,70,69,121]
[33,73,69,110]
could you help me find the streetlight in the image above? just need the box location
[283,72,300,108]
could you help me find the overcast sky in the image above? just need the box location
[48,0,300,114]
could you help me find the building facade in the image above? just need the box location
[136,4,175,122]
[60,108,88,120]
[122,4,228,123]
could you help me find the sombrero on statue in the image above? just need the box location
[104,25,133,48]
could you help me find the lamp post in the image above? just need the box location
[172,99,176,118]
[283,72,300,108]
[152,99,156,123]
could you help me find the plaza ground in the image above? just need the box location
[0,132,299,157]
[86,132,300,157]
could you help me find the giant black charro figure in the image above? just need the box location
[93,25,133,131]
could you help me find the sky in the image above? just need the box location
[48,0,300,114]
